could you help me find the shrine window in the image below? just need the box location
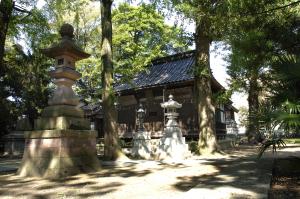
[57,58,64,65]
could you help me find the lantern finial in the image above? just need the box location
[59,23,74,39]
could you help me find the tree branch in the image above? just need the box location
[243,0,300,16]
[13,5,31,14]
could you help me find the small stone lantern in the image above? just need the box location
[161,94,182,128]
[137,103,145,131]
[132,104,151,159]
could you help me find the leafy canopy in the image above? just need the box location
[113,3,191,82]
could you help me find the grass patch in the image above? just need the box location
[283,138,300,144]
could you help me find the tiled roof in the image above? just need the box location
[115,51,196,92]
[81,102,102,116]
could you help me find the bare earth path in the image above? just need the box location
[1,145,298,199]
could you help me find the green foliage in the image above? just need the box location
[42,0,102,103]
[267,54,300,105]
[258,101,300,136]
[213,88,233,105]
[259,53,300,136]
[257,100,299,158]
[4,41,51,123]
[284,138,300,144]
[113,3,191,82]
[226,0,300,141]
[227,28,273,93]
[40,2,191,102]
[258,137,286,158]
[277,101,300,129]
[188,141,199,154]
[0,3,52,134]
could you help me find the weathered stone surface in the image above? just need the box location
[3,131,25,156]
[15,118,32,131]
[50,67,81,80]
[18,156,99,179]
[48,79,80,106]
[35,116,90,130]
[156,95,191,161]
[18,24,98,179]
[156,128,190,161]
[132,131,152,159]
[24,129,96,138]
[18,130,99,179]
[41,105,84,118]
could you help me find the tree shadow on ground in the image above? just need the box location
[1,145,295,198]
[0,162,154,198]
[173,146,299,195]
[173,145,274,197]
[268,157,300,198]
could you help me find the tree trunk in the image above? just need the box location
[246,75,260,142]
[0,0,13,70]
[100,0,124,160]
[195,19,219,155]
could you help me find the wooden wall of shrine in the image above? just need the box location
[115,84,233,140]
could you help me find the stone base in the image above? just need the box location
[134,131,151,139]
[35,116,90,130]
[132,139,152,159]
[156,127,191,161]
[17,129,99,179]
[41,105,84,118]
[3,131,25,156]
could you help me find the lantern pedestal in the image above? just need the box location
[157,127,190,161]
[132,131,152,159]
[18,130,99,179]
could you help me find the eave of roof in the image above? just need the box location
[41,39,90,60]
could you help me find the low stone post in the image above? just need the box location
[3,116,31,157]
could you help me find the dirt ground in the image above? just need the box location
[268,156,300,199]
[0,145,295,199]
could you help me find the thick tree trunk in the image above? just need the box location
[195,20,219,155]
[0,0,13,70]
[246,75,260,142]
[100,0,124,160]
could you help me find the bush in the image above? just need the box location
[258,137,286,158]
[188,141,199,154]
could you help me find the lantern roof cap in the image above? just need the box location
[137,104,145,113]
[161,95,182,109]
[41,23,90,60]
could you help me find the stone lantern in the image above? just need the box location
[161,94,182,129]
[40,23,89,119]
[137,103,145,131]
[132,103,152,159]
[18,24,99,179]
[157,94,190,161]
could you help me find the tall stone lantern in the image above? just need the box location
[18,24,99,179]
